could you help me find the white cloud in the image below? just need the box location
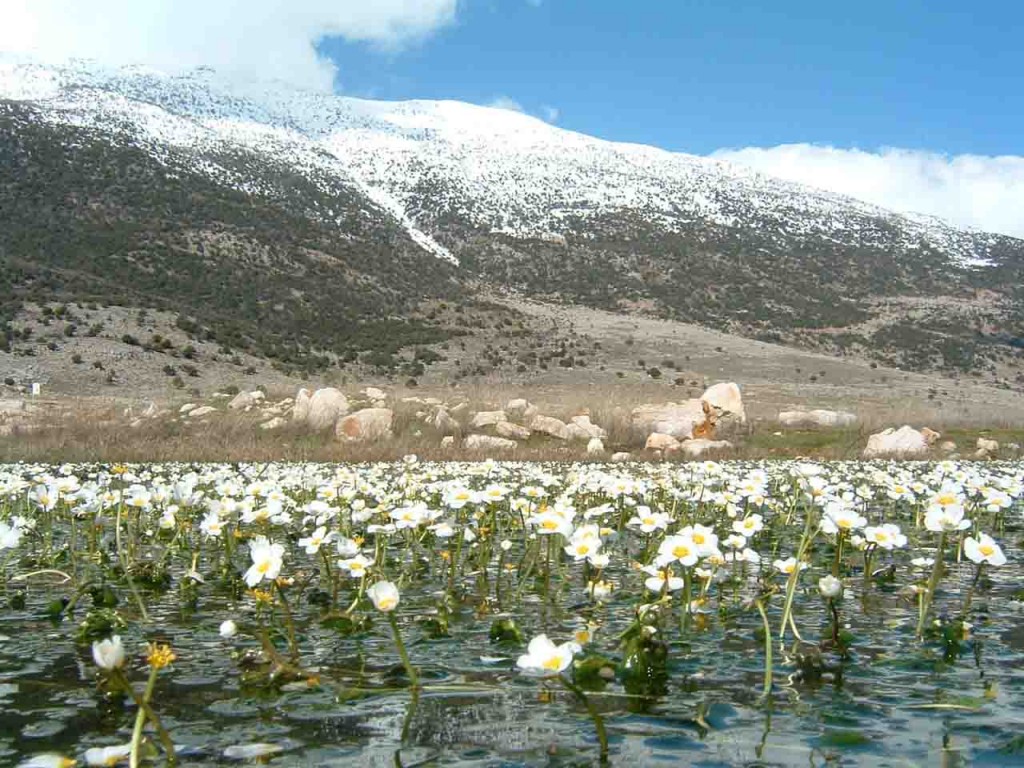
[0,0,460,91]
[712,144,1024,239]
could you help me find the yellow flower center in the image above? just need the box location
[542,656,562,671]
[980,544,995,556]
[694,533,706,544]
[541,520,558,530]
[257,561,270,574]
[672,545,691,558]
[378,596,397,610]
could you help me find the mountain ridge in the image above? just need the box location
[1,56,1022,386]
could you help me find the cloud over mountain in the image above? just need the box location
[713,144,1024,239]
[0,0,459,91]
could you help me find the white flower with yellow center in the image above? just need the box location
[964,533,1007,566]
[863,523,907,550]
[819,503,867,535]
[338,554,373,577]
[298,526,333,555]
[923,504,970,532]
[244,536,284,587]
[516,634,581,676]
[773,557,809,576]
[656,534,699,567]
[626,506,671,533]
[732,514,764,536]
[91,635,125,671]
[367,580,400,612]
[642,565,685,593]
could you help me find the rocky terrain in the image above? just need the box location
[1,56,1023,391]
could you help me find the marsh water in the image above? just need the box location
[1,460,1023,766]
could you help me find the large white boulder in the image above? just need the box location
[863,426,940,459]
[336,408,394,442]
[611,451,632,462]
[700,382,745,424]
[645,432,681,452]
[305,388,350,431]
[569,415,607,440]
[778,409,857,428]
[529,414,571,440]
[464,434,517,453]
[187,405,217,419]
[471,410,507,429]
[632,400,710,440]
[586,437,605,456]
[496,421,531,440]
[292,388,312,423]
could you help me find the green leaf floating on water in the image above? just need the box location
[573,654,616,691]
[821,729,873,748]
[489,617,524,647]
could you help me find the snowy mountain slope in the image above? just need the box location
[1,56,1022,377]
[0,56,1015,269]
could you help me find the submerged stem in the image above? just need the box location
[559,675,609,763]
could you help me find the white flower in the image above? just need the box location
[818,575,843,598]
[655,534,699,567]
[626,507,671,533]
[338,554,373,577]
[84,744,131,766]
[642,565,685,593]
[773,557,809,576]
[366,580,400,612]
[863,523,907,550]
[297,526,332,555]
[964,533,1007,566]
[587,579,614,602]
[732,514,764,536]
[516,634,580,676]
[91,636,125,671]
[335,536,361,558]
[923,505,970,532]
[18,754,77,768]
[0,520,23,550]
[244,536,284,587]
[219,620,238,639]
[199,512,224,539]
[819,503,867,535]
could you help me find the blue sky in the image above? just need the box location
[319,0,1022,157]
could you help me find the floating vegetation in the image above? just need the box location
[1,458,1023,765]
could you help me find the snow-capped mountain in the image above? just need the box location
[0,56,1013,269]
[1,56,1022,376]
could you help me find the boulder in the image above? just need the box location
[570,414,607,439]
[632,400,710,440]
[778,409,857,428]
[611,452,632,462]
[471,410,507,429]
[586,437,605,456]
[362,386,387,403]
[292,388,312,423]
[976,437,999,455]
[863,425,940,459]
[645,432,681,452]
[228,390,265,411]
[938,441,958,453]
[432,408,461,436]
[678,439,733,458]
[496,421,531,440]
[259,417,287,430]
[178,403,197,415]
[464,434,517,453]
[529,414,571,440]
[505,398,531,418]
[440,435,456,450]
[700,382,746,428]
[336,408,394,442]
[188,405,217,419]
[306,388,350,431]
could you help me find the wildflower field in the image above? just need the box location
[2,458,1023,767]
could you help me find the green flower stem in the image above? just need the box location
[916,532,947,639]
[115,499,149,622]
[387,612,420,689]
[961,563,984,619]
[113,669,175,767]
[274,581,299,659]
[558,675,609,764]
[754,597,773,699]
